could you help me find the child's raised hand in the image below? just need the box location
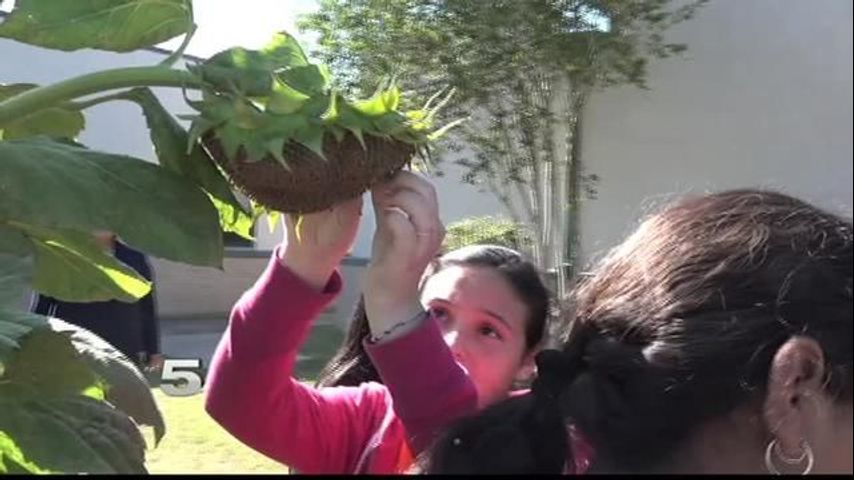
[279,195,364,290]
[364,171,445,339]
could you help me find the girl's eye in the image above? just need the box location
[429,306,450,321]
[478,323,502,340]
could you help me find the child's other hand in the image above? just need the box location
[279,195,364,290]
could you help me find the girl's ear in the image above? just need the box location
[515,348,539,384]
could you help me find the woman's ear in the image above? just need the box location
[515,348,539,384]
[763,336,827,459]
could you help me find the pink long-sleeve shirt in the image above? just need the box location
[203,250,477,473]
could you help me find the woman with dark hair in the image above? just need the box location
[425,189,853,475]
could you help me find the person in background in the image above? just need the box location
[31,230,164,372]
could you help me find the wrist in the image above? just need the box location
[364,299,425,341]
[278,244,338,291]
[367,309,429,345]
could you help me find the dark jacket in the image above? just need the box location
[31,241,160,363]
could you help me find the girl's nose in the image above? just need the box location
[443,329,465,362]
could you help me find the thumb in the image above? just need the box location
[370,183,390,213]
[374,207,416,262]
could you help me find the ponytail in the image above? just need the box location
[421,323,654,474]
[423,327,595,474]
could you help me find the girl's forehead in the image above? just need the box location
[422,265,505,298]
[421,265,528,318]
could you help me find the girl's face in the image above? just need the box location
[420,265,536,407]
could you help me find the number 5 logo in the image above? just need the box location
[160,359,204,397]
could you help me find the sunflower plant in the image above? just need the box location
[0,0,460,473]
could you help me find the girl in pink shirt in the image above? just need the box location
[204,171,582,473]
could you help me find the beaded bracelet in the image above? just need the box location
[368,309,429,344]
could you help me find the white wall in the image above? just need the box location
[577,0,853,267]
[1,42,186,163]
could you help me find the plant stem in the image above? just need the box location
[160,23,198,67]
[66,90,137,111]
[0,66,201,125]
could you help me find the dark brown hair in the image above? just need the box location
[424,189,853,474]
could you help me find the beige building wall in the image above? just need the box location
[150,253,368,327]
[576,0,853,267]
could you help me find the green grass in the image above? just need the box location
[143,389,289,474]
[142,321,344,474]
[293,321,346,380]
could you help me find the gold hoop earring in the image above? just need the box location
[765,438,814,475]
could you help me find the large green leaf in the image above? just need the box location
[122,88,253,240]
[0,0,192,53]
[0,223,31,256]
[0,227,39,360]
[0,316,158,473]
[0,396,146,473]
[207,195,255,241]
[48,318,165,446]
[261,30,310,67]
[0,326,146,473]
[0,328,103,398]
[0,431,45,474]
[353,90,394,117]
[8,223,152,303]
[293,124,327,160]
[0,255,32,314]
[267,78,311,114]
[0,224,34,310]
[0,84,85,141]
[0,309,46,365]
[277,64,331,96]
[0,137,223,268]
[189,32,312,97]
